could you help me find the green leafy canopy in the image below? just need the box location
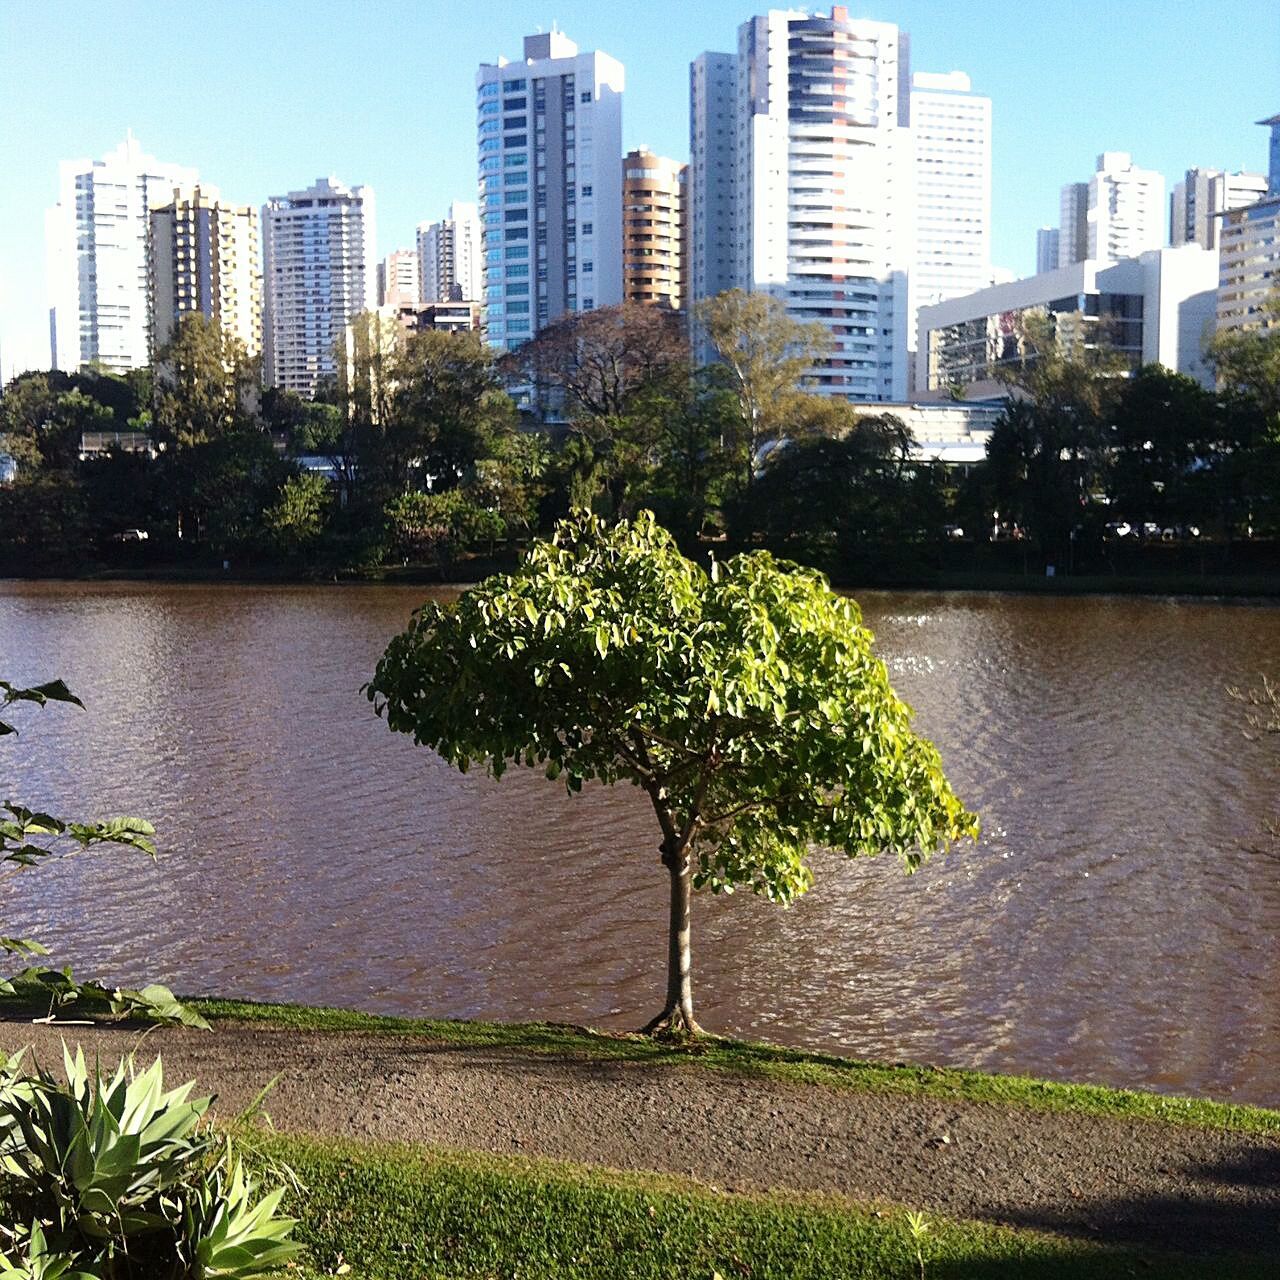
[369,512,977,903]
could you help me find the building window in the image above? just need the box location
[504,135,528,148]
[480,82,498,99]
[503,96,527,111]
[508,302,530,315]
[480,157,499,173]
[502,78,526,91]
[580,89,592,103]
[480,138,499,153]
[582,222,592,235]
[504,228,528,241]
[582,298,594,310]
[581,184,592,197]
[582,261,593,273]
[505,188,528,204]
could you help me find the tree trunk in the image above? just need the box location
[641,841,702,1036]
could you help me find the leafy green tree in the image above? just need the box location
[1109,364,1220,529]
[752,414,945,569]
[153,313,258,446]
[390,329,519,492]
[263,470,333,559]
[693,290,830,490]
[368,512,976,1034]
[987,311,1123,563]
[0,472,89,568]
[1209,295,1280,431]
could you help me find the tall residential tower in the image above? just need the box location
[622,148,686,308]
[261,177,376,396]
[416,202,482,302]
[909,70,991,354]
[476,29,624,350]
[148,184,261,358]
[1171,168,1268,251]
[47,135,198,372]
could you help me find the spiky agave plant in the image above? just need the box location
[0,1046,301,1278]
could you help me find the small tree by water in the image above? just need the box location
[367,512,977,1034]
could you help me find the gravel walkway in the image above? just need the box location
[3,1021,1276,1259]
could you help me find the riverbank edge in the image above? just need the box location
[186,997,1280,1135]
[5,563,1280,601]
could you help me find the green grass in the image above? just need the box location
[253,1131,1271,1279]
[189,997,1280,1137]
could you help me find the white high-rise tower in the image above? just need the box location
[261,177,376,396]
[416,202,482,302]
[46,134,198,372]
[476,29,624,350]
[909,70,991,357]
[1087,152,1165,262]
[734,7,912,400]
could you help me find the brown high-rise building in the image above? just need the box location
[622,148,686,309]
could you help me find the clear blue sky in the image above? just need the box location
[2,0,1277,380]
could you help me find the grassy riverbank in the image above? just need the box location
[195,997,1280,1136]
[262,1133,1271,1279]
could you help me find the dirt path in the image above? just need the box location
[3,1020,1276,1259]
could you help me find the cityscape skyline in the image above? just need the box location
[2,0,1277,380]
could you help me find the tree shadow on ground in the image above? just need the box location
[989,1143,1280,1262]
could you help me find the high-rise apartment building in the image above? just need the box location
[1171,168,1268,251]
[476,29,624,350]
[1036,227,1060,274]
[1056,155,1164,267]
[46,134,198,372]
[377,249,421,308]
[148,185,261,358]
[261,177,376,396]
[1087,152,1165,262]
[416,202,482,302]
[688,51,737,307]
[909,70,991,353]
[733,7,913,400]
[622,148,686,308]
[1057,182,1089,267]
[1216,114,1280,333]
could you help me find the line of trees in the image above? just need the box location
[0,291,1277,579]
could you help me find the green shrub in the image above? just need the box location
[0,1046,300,1278]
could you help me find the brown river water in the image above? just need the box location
[1,581,1277,1105]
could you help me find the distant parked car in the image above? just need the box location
[111,528,149,543]
[942,524,965,540]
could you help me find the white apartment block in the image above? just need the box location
[917,245,1220,397]
[261,177,376,396]
[149,184,261,358]
[378,249,421,308]
[477,29,624,350]
[1087,152,1165,262]
[1216,115,1280,333]
[1171,168,1268,251]
[732,7,912,401]
[46,134,198,372]
[416,202,481,302]
[909,70,991,354]
[688,50,737,306]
